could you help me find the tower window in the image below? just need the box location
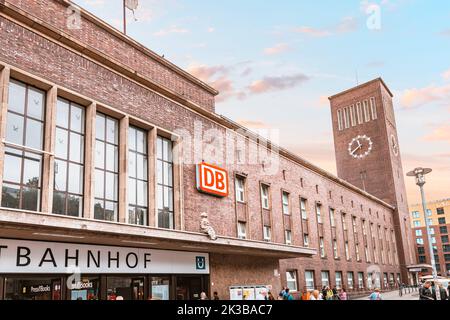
[337,109,343,131]
[356,102,363,124]
[363,100,371,122]
[343,107,350,129]
[370,97,378,120]
[350,105,356,126]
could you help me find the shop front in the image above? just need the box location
[0,238,210,300]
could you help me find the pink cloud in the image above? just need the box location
[263,43,290,55]
[294,26,331,37]
[248,74,310,94]
[424,124,450,143]
[236,120,269,129]
[400,83,450,108]
[442,69,450,80]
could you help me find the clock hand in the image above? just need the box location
[351,144,362,155]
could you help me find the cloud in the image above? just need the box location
[294,16,359,38]
[424,124,450,143]
[240,67,252,77]
[248,74,310,94]
[442,69,450,80]
[400,83,450,108]
[440,29,450,37]
[236,120,269,129]
[264,43,291,56]
[153,25,189,37]
[187,64,228,80]
[366,60,386,68]
[293,26,331,38]
[207,27,215,33]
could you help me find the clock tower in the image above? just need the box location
[329,78,416,282]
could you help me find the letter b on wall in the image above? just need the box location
[196,163,229,197]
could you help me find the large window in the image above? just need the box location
[94,113,119,222]
[235,176,245,203]
[350,105,356,127]
[343,107,350,129]
[319,237,325,258]
[412,211,420,219]
[347,272,354,290]
[345,242,350,261]
[285,230,292,245]
[358,272,364,289]
[286,271,298,292]
[329,208,336,227]
[337,109,343,131]
[157,136,174,229]
[316,203,322,224]
[53,98,85,217]
[370,97,377,120]
[333,240,339,259]
[363,100,371,122]
[439,217,447,225]
[305,271,315,291]
[128,126,148,225]
[282,191,290,215]
[2,80,45,211]
[356,102,363,124]
[300,198,307,220]
[335,271,343,289]
[261,184,270,209]
[238,221,247,240]
[321,271,330,287]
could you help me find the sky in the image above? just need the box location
[73,0,450,205]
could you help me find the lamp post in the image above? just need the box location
[407,167,440,300]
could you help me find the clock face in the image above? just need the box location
[391,134,399,157]
[348,135,373,159]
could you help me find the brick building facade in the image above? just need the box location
[0,0,415,300]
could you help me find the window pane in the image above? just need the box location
[164,163,172,187]
[67,195,82,217]
[157,137,163,159]
[104,201,118,222]
[95,114,105,140]
[27,87,45,120]
[106,118,118,144]
[95,141,105,169]
[23,158,41,188]
[6,112,24,145]
[136,154,147,180]
[1,183,20,209]
[128,178,136,205]
[157,185,163,210]
[55,128,68,159]
[68,163,83,194]
[128,153,136,178]
[128,127,136,151]
[8,80,26,114]
[56,99,70,128]
[137,180,147,207]
[3,154,22,183]
[105,172,118,201]
[69,132,84,164]
[163,139,169,161]
[25,118,43,150]
[136,130,146,153]
[52,191,66,215]
[54,159,67,192]
[94,169,104,198]
[106,144,118,172]
[157,161,163,184]
[22,187,39,211]
[94,199,104,220]
[70,104,84,133]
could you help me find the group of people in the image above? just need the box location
[307,286,348,300]
[419,281,450,300]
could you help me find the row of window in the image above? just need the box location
[413,217,447,228]
[235,176,397,266]
[286,270,400,292]
[412,207,446,220]
[336,97,378,131]
[2,79,174,228]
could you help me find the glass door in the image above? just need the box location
[131,278,144,300]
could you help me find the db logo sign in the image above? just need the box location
[196,163,229,197]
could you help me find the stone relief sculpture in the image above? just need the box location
[200,212,217,240]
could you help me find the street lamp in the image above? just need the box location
[407,167,440,300]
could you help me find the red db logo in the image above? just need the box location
[196,163,229,197]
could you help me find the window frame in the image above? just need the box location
[235,175,246,203]
[260,184,270,210]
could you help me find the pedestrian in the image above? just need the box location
[213,292,220,300]
[277,292,285,300]
[419,281,434,301]
[309,290,320,300]
[435,283,448,301]
[284,288,294,300]
[332,286,339,299]
[339,287,348,301]
[200,292,208,300]
[268,291,275,301]
[325,287,334,300]
[369,288,382,300]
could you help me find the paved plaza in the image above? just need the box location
[354,290,419,300]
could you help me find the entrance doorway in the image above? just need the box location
[176,276,206,300]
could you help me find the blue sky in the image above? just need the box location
[74,0,450,204]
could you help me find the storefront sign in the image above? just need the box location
[0,239,210,275]
[196,162,229,197]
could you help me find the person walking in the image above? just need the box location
[339,288,348,301]
[200,292,208,300]
[419,281,434,301]
[325,287,334,301]
[284,288,294,300]
[309,290,321,300]
[369,288,382,300]
[213,292,220,300]
[268,291,275,301]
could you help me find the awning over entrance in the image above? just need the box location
[0,209,316,259]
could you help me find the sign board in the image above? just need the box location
[196,163,229,197]
[0,239,210,275]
